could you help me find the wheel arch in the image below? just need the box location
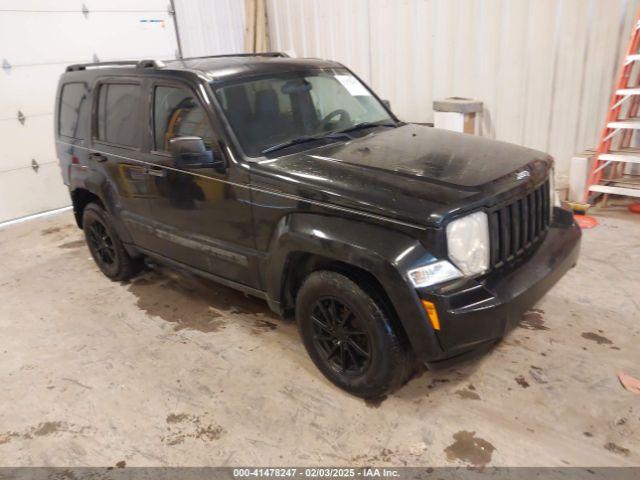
[264,213,444,359]
[70,187,103,228]
[70,185,137,252]
[282,253,396,319]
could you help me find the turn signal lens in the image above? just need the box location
[407,260,463,288]
[422,300,441,331]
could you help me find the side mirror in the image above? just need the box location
[169,136,227,172]
[382,99,391,110]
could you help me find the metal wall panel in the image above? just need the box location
[267,0,640,177]
[267,0,371,81]
[173,0,245,57]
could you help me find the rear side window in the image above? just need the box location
[58,82,88,139]
[96,83,141,148]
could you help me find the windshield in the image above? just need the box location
[213,68,394,156]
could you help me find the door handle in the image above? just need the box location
[89,152,107,163]
[147,167,166,177]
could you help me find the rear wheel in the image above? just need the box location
[296,270,413,399]
[82,203,140,281]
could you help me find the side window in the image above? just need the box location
[96,83,141,148]
[153,86,215,152]
[59,82,89,139]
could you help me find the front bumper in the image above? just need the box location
[419,208,581,362]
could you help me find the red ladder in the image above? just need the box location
[584,12,640,203]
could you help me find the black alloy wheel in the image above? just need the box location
[296,270,413,399]
[87,220,116,266]
[310,296,371,375]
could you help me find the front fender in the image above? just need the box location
[264,213,445,361]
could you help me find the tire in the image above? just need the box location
[296,270,413,399]
[82,202,141,281]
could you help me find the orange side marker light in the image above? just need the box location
[422,300,440,331]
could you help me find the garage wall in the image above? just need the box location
[173,0,245,58]
[0,0,245,224]
[266,0,640,178]
[3,0,635,222]
[0,0,180,223]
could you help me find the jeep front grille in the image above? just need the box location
[489,180,551,268]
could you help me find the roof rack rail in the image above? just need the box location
[65,53,287,72]
[180,52,289,61]
[65,59,165,72]
[136,59,166,69]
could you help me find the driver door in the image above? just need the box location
[140,80,257,288]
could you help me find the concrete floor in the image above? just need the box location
[0,208,638,468]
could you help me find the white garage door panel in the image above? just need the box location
[1,12,177,66]
[2,0,169,14]
[0,0,180,222]
[86,0,171,10]
[0,13,88,64]
[88,13,177,60]
[0,65,64,116]
[0,163,69,222]
[0,116,55,171]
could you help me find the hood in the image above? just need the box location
[251,124,551,227]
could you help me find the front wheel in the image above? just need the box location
[296,270,413,399]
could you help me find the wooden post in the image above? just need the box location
[244,0,269,53]
[244,0,257,53]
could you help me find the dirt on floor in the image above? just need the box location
[0,207,638,467]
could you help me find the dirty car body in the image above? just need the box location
[55,53,581,398]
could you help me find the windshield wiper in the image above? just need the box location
[259,123,395,155]
[335,121,398,135]
[260,131,352,155]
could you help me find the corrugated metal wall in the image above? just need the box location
[266,0,640,177]
[174,0,245,57]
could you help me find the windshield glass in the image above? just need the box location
[213,68,393,156]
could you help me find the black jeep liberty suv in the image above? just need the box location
[55,53,581,398]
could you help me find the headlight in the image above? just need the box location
[408,260,463,288]
[446,211,490,276]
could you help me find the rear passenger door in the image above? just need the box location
[90,79,156,248]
